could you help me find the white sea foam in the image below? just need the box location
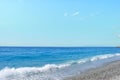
[90,54,115,61]
[0,53,120,80]
[0,63,71,80]
[77,53,120,64]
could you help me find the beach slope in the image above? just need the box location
[64,61,120,80]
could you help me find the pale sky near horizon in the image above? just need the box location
[0,0,120,46]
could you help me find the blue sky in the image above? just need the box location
[0,0,120,46]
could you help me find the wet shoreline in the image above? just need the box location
[64,60,120,80]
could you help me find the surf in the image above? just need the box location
[0,53,120,80]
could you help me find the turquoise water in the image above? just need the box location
[0,47,120,80]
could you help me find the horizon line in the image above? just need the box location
[0,46,118,47]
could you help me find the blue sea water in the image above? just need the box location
[0,47,120,80]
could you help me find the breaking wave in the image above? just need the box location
[0,53,120,80]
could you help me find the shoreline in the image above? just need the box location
[64,60,120,80]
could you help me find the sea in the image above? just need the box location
[0,47,120,80]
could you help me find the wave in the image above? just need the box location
[90,53,120,61]
[0,53,120,80]
[70,53,120,64]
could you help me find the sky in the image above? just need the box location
[0,0,120,46]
